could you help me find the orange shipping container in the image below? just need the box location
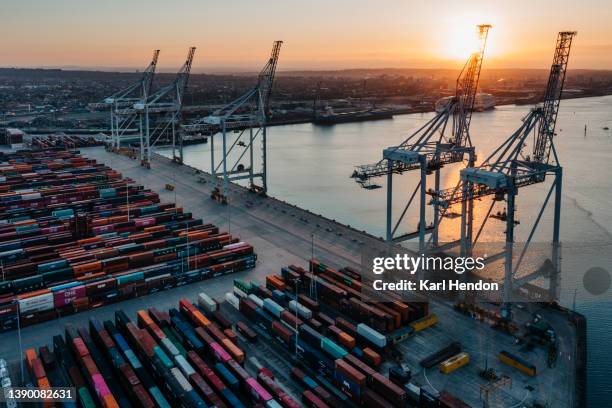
[73,261,102,276]
[338,332,356,350]
[137,310,154,327]
[363,348,382,368]
[221,338,244,364]
[192,310,211,328]
[102,394,120,408]
[25,348,37,370]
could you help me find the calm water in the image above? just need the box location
[161,95,612,405]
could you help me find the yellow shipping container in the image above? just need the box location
[498,351,537,377]
[440,352,470,374]
[410,313,438,332]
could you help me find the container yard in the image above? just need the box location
[0,148,256,333]
[0,146,583,407]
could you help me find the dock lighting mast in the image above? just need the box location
[430,31,576,316]
[182,41,283,198]
[89,50,160,148]
[351,25,491,249]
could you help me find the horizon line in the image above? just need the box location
[1,65,612,75]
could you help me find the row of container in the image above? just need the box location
[0,149,257,332]
[19,292,306,408]
[233,262,485,408]
[231,273,410,407]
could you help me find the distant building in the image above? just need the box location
[3,128,25,149]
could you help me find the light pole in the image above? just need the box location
[15,301,23,384]
[294,277,300,356]
[310,233,314,261]
[126,182,130,222]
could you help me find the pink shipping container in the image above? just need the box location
[53,286,86,307]
[92,373,111,398]
[246,378,273,402]
[135,217,155,227]
[92,225,115,234]
[210,342,232,363]
[41,226,65,234]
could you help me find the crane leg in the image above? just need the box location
[503,187,516,319]
[386,161,393,242]
[433,168,440,246]
[419,158,427,251]
[551,167,562,300]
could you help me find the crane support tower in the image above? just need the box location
[182,41,283,199]
[429,31,576,317]
[89,50,160,149]
[111,47,196,168]
[351,25,491,249]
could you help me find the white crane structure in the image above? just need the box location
[182,41,283,198]
[115,47,196,168]
[89,50,160,149]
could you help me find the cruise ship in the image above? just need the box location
[435,92,496,113]
[313,105,394,125]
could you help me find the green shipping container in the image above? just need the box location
[78,386,96,408]
[99,188,116,198]
[149,387,171,408]
[117,272,144,285]
[321,337,348,359]
[153,345,174,369]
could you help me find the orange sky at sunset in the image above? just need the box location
[1,0,611,72]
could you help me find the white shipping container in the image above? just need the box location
[145,273,171,282]
[197,293,218,313]
[223,242,247,250]
[225,292,239,309]
[357,323,387,348]
[19,292,54,313]
[266,400,283,408]
[233,286,247,299]
[161,337,180,357]
[248,294,264,308]
[170,367,193,393]
[174,355,196,378]
[21,192,41,200]
[288,300,312,320]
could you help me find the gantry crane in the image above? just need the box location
[351,25,491,249]
[182,41,283,198]
[114,47,196,167]
[429,31,576,315]
[89,50,160,148]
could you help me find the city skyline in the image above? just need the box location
[1,0,612,71]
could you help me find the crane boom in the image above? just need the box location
[453,24,491,147]
[430,31,576,207]
[351,24,491,186]
[533,31,576,163]
[258,41,283,116]
[144,47,196,106]
[183,41,282,132]
[89,49,160,109]
[142,49,160,100]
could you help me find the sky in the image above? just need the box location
[1,0,611,72]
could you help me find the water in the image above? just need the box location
[161,95,612,405]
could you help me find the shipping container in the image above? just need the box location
[440,352,470,374]
[498,350,536,377]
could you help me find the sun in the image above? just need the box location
[439,15,497,61]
